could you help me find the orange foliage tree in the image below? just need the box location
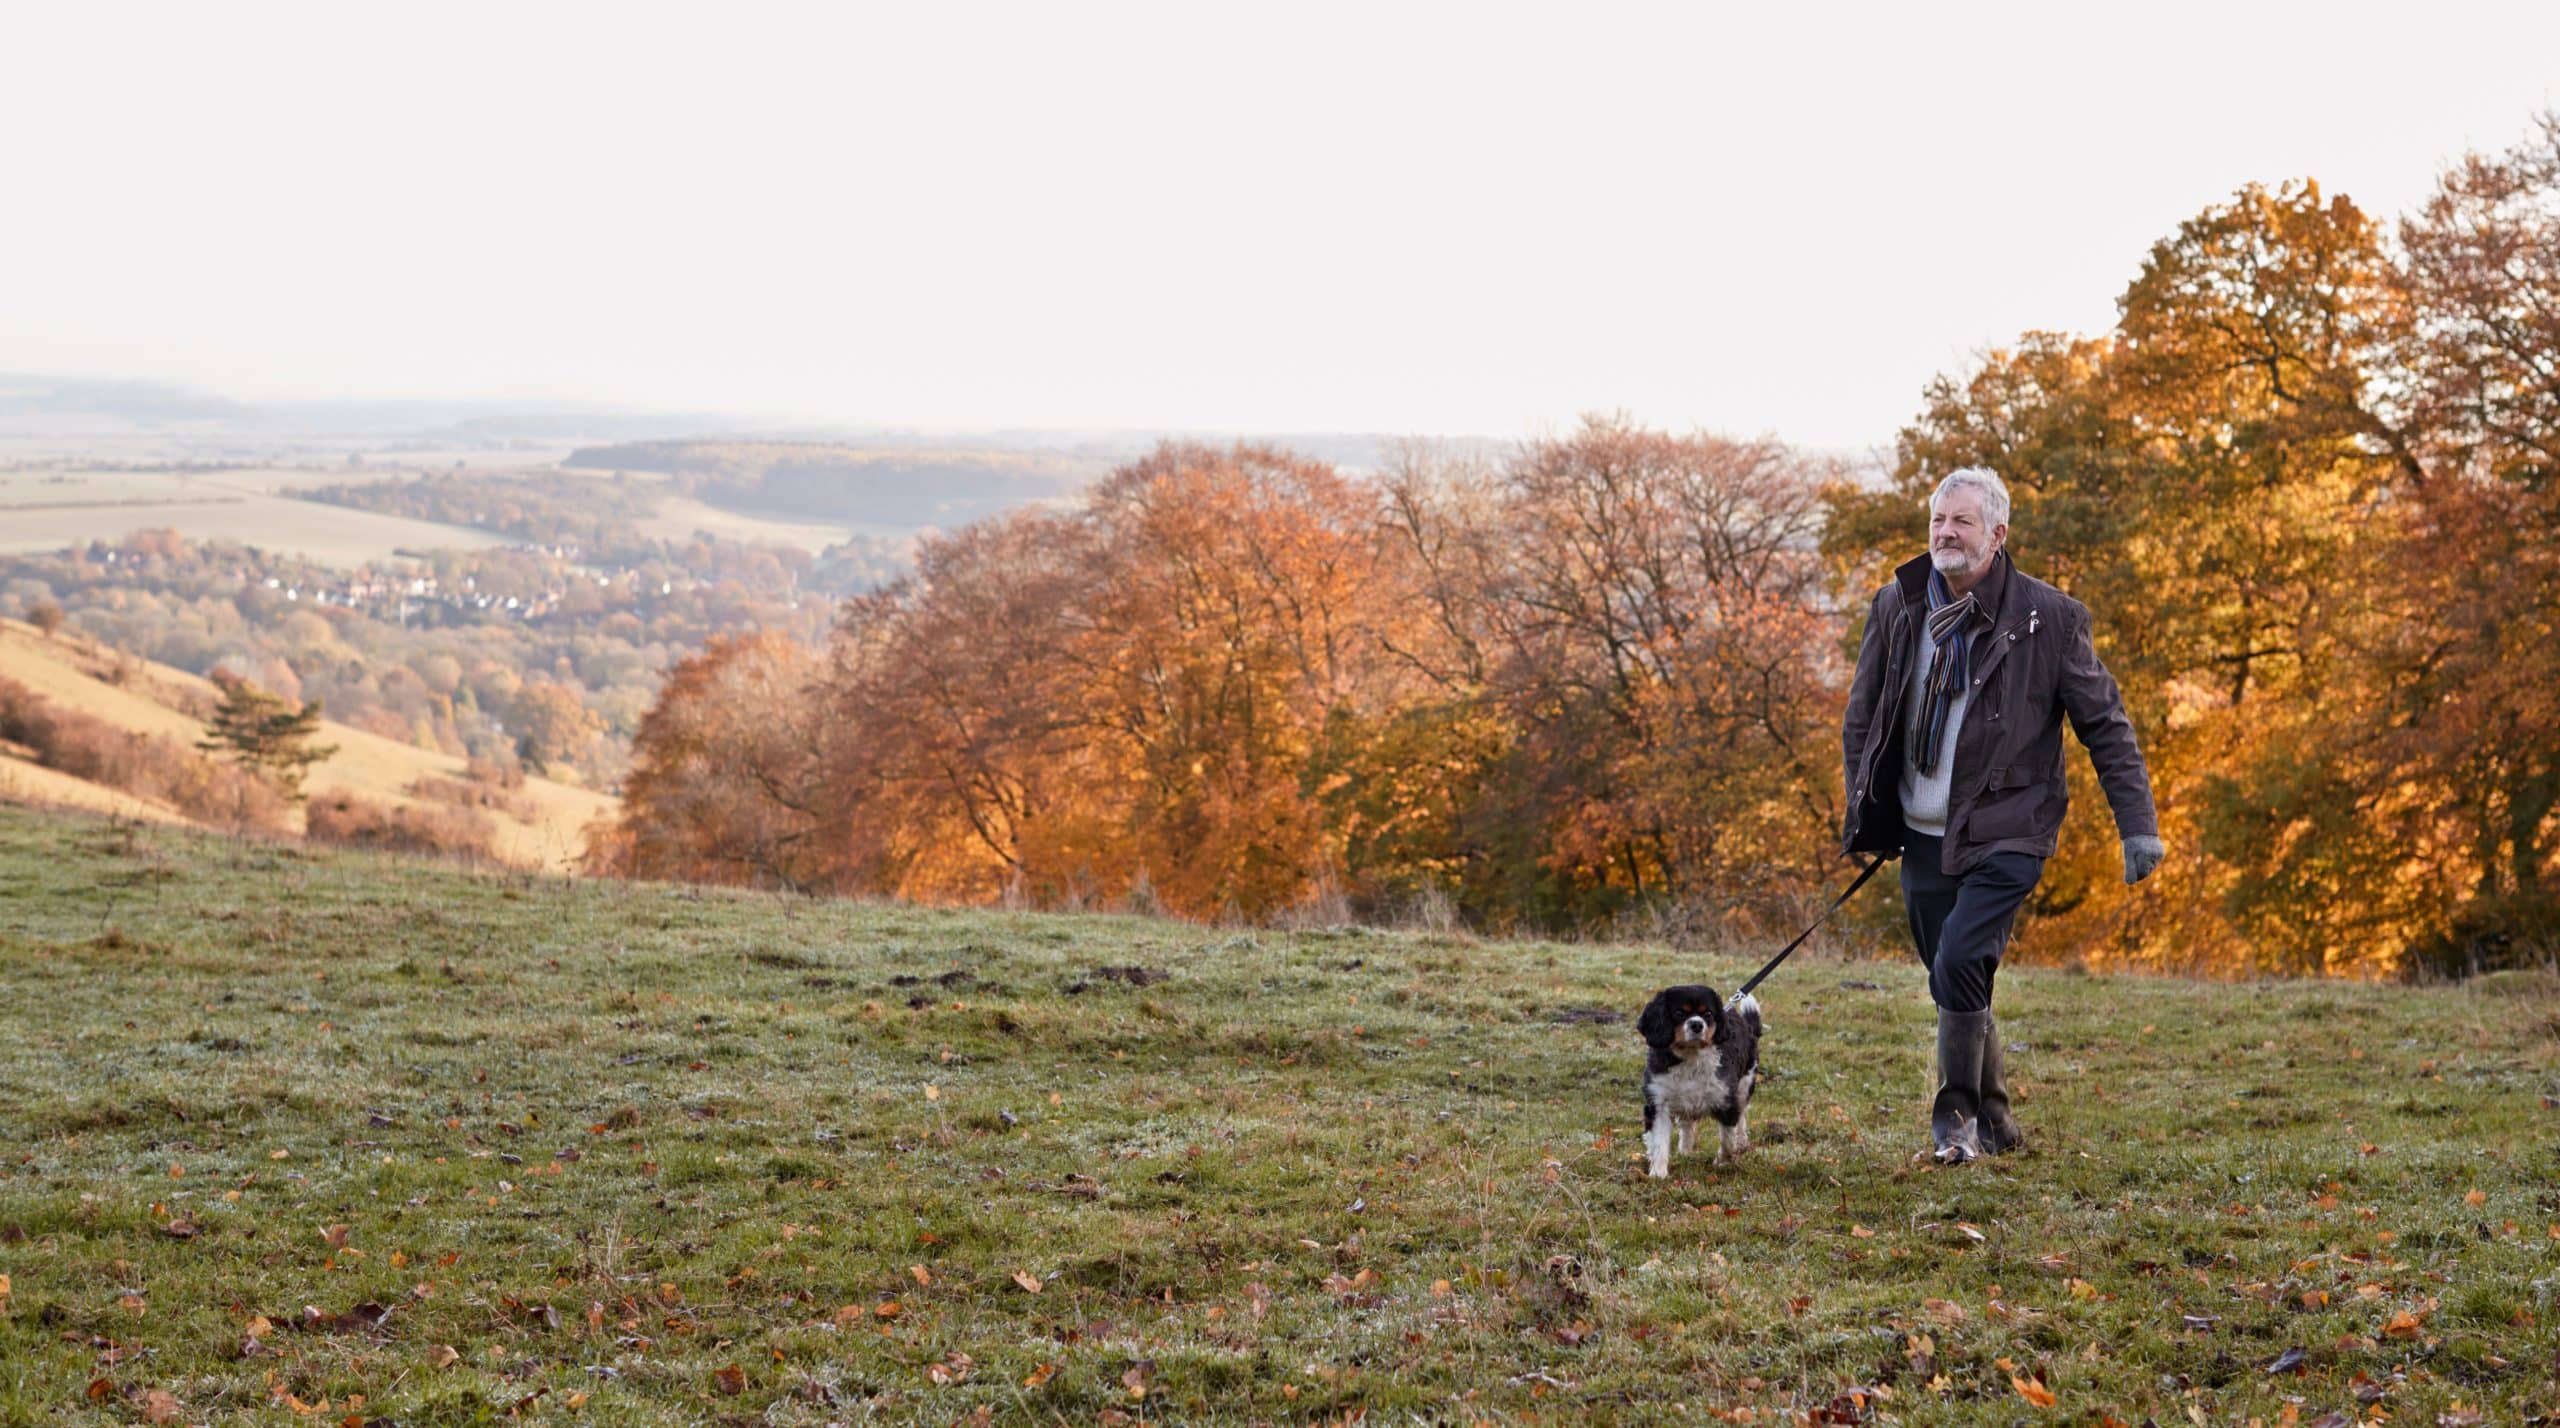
[591,631,825,890]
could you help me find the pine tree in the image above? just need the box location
[198,677,338,802]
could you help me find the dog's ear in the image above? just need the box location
[1636,991,1672,1046]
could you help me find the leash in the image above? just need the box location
[1733,854,1887,999]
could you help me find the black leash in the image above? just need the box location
[1733,854,1887,999]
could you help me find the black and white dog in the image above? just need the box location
[1637,985,1762,1178]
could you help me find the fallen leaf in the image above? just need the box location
[162,1219,197,1239]
[1121,1359,1156,1399]
[139,1389,182,1424]
[2462,1189,2486,1207]
[713,1363,745,1395]
[428,1345,459,1368]
[1850,1224,1875,1239]
[2011,1375,2055,1408]
[1023,1362,1058,1388]
[1012,1270,1043,1294]
[2067,1277,2096,1300]
[2382,1310,2426,1339]
[320,1224,351,1249]
[2263,1345,2307,1374]
[909,1264,932,1288]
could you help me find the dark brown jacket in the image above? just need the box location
[1841,551,2157,874]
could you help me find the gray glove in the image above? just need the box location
[2122,834,2166,885]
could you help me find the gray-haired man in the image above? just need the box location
[1840,468,2164,1163]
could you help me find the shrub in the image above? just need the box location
[305,789,496,860]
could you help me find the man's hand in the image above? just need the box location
[2122,834,2166,885]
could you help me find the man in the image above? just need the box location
[1841,467,2164,1164]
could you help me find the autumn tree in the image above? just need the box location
[596,631,825,891]
[2203,116,2560,975]
[508,680,606,779]
[1381,418,1843,932]
[813,509,1107,904]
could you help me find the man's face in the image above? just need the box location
[1929,486,2005,580]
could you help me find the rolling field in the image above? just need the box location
[0,804,2552,1424]
[0,467,510,568]
[0,619,612,872]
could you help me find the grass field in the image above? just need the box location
[0,804,2552,1426]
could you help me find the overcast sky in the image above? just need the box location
[5,2,2556,451]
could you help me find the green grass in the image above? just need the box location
[0,803,2554,1425]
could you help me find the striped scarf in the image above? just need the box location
[1912,567,1978,777]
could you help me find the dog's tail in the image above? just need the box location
[1727,991,1762,1035]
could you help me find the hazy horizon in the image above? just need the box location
[7,2,2558,453]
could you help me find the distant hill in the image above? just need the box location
[565,440,1100,529]
[0,617,612,871]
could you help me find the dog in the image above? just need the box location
[1637,985,1762,1178]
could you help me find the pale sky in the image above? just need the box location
[5,2,2556,451]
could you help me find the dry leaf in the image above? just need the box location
[2067,1277,2096,1300]
[2382,1310,2426,1339]
[2011,1375,2056,1407]
[713,1363,746,1395]
[139,1389,182,1424]
[1023,1362,1058,1388]
[908,1264,932,1288]
[1121,1359,1156,1399]
[320,1224,351,1249]
[428,1344,459,1367]
[1012,1270,1043,1294]
[2462,1189,2486,1207]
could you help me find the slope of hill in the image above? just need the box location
[0,618,611,869]
[0,801,2549,1425]
[564,439,1096,528]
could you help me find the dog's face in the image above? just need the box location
[1637,984,1725,1060]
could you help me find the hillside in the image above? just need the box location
[564,439,1096,529]
[0,802,2550,1425]
[0,619,612,870]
